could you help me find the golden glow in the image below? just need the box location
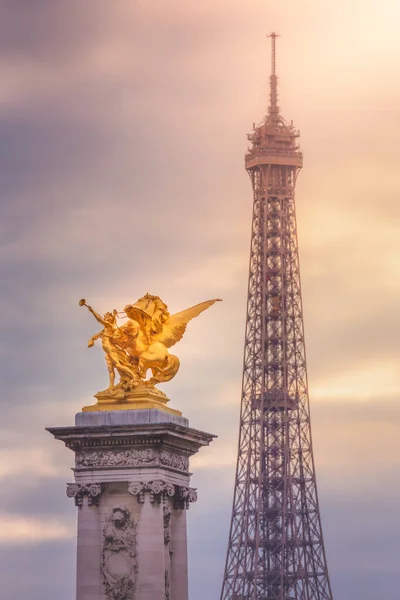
[82,387,182,415]
[313,361,400,401]
[0,514,74,543]
[81,294,221,411]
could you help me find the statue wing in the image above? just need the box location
[152,299,221,348]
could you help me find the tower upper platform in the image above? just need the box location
[245,33,303,171]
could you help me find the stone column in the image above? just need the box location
[133,488,165,600]
[170,508,189,600]
[66,484,103,600]
[48,409,215,600]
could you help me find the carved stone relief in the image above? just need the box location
[159,450,189,472]
[163,502,172,545]
[66,483,103,507]
[163,499,172,600]
[102,505,137,600]
[165,568,170,600]
[75,448,189,473]
[173,485,198,510]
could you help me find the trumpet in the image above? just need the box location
[79,298,91,310]
[79,299,127,318]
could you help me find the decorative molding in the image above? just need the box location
[128,480,174,505]
[75,448,189,473]
[163,499,172,600]
[165,568,170,600]
[76,448,158,469]
[159,450,189,472]
[66,483,103,507]
[128,480,197,509]
[163,502,172,545]
[127,481,146,504]
[173,485,198,510]
[102,505,137,600]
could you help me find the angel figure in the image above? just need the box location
[79,300,136,389]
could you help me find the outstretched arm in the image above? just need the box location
[87,306,107,327]
[88,331,102,348]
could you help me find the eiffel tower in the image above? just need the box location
[220,34,334,600]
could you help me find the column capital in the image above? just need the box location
[128,480,197,509]
[66,483,103,507]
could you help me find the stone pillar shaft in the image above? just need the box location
[171,509,189,600]
[136,496,165,600]
[76,499,102,600]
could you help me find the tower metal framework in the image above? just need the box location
[220,34,334,600]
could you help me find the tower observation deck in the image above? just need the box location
[220,34,334,600]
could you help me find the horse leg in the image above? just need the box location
[138,343,168,379]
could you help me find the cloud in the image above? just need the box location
[1,0,400,598]
[0,513,74,544]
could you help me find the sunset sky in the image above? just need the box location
[1,1,400,599]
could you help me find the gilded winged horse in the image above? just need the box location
[119,294,221,385]
[81,294,221,393]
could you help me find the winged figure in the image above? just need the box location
[80,294,221,397]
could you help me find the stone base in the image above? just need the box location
[82,387,182,416]
[75,409,189,428]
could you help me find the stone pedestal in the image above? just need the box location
[47,409,215,600]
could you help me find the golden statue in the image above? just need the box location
[79,294,221,413]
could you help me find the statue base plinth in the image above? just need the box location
[82,387,182,416]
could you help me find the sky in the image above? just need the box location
[0,0,400,598]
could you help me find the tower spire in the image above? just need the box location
[268,32,280,118]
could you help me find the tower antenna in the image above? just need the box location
[268,32,280,117]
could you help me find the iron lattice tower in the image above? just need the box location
[221,34,334,600]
